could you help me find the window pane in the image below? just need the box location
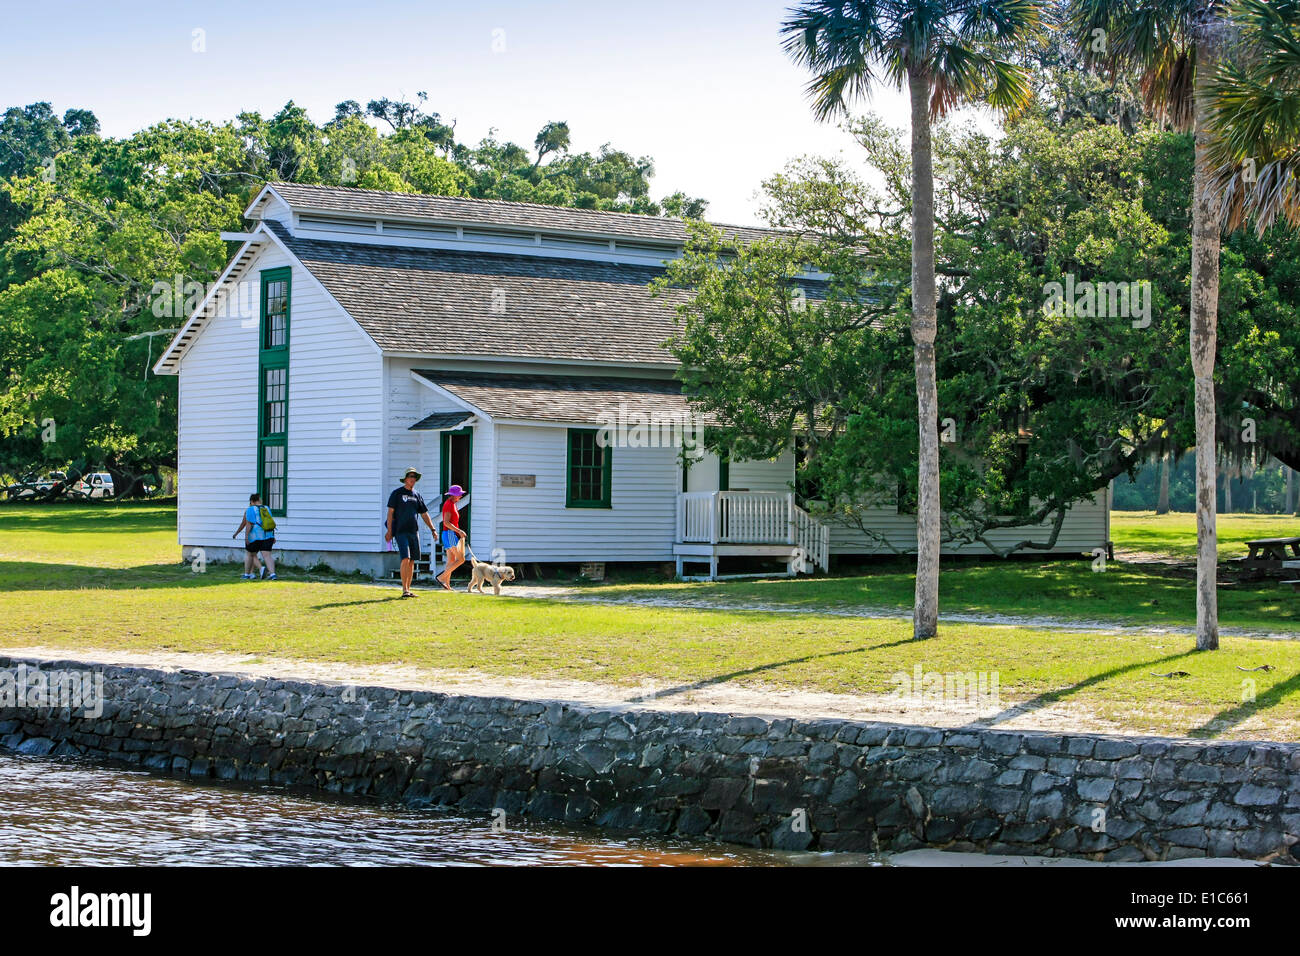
[264,279,288,349]
[262,444,285,512]
[263,367,287,436]
[568,430,607,505]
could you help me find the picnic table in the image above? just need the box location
[1244,538,1300,586]
[1244,537,1300,563]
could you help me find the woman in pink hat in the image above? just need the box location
[435,484,468,590]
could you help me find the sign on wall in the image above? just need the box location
[500,474,536,488]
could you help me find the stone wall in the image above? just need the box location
[1,655,1296,862]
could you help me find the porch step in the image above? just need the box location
[388,558,434,581]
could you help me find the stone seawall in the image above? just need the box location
[1,656,1297,862]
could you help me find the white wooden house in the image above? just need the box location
[154,184,1110,579]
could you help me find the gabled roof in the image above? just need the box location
[269,221,687,366]
[412,370,709,425]
[248,182,785,246]
[155,188,828,374]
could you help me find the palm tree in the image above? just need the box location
[1069,0,1229,651]
[1206,0,1300,232]
[781,0,1042,640]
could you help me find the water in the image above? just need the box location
[0,753,870,867]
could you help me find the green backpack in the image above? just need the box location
[257,505,276,532]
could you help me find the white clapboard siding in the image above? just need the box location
[384,356,424,512]
[493,423,679,562]
[176,242,383,552]
[259,193,294,226]
[827,487,1111,556]
[175,281,259,549]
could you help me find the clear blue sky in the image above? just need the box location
[0,0,917,225]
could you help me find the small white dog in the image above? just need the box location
[468,558,516,595]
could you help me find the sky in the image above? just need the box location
[0,0,919,225]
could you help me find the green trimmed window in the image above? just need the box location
[262,269,290,350]
[566,428,611,508]
[258,268,290,515]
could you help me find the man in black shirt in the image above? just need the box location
[385,467,436,598]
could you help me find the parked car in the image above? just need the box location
[72,473,114,498]
[5,472,66,499]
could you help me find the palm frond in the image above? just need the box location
[1207,0,1300,230]
[1064,0,1212,130]
[1211,149,1300,233]
[780,0,890,120]
[782,0,1043,120]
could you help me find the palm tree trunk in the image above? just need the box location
[1191,39,1222,651]
[1156,452,1170,514]
[909,65,940,640]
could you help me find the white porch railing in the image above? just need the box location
[792,500,831,572]
[675,491,830,572]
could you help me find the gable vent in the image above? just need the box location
[381,221,458,239]
[299,215,378,234]
[461,228,538,245]
[539,235,614,252]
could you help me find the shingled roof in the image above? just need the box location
[413,370,709,425]
[254,182,784,246]
[268,221,687,365]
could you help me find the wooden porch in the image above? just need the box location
[674,491,830,581]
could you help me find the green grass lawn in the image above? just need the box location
[590,511,1300,634]
[2,503,1300,740]
[1112,510,1300,561]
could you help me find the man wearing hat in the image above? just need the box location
[435,484,468,591]
[385,467,437,598]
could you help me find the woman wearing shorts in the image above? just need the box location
[435,485,467,591]
[233,492,277,580]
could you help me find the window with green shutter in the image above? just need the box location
[258,268,290,515]
[566,428,611,508]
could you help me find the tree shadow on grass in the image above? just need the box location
[976,650,1202,729]
[1186,670,1300,739]
[0,560,310,591]
[649,634,928,701]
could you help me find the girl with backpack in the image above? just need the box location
[233,492,278,580]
